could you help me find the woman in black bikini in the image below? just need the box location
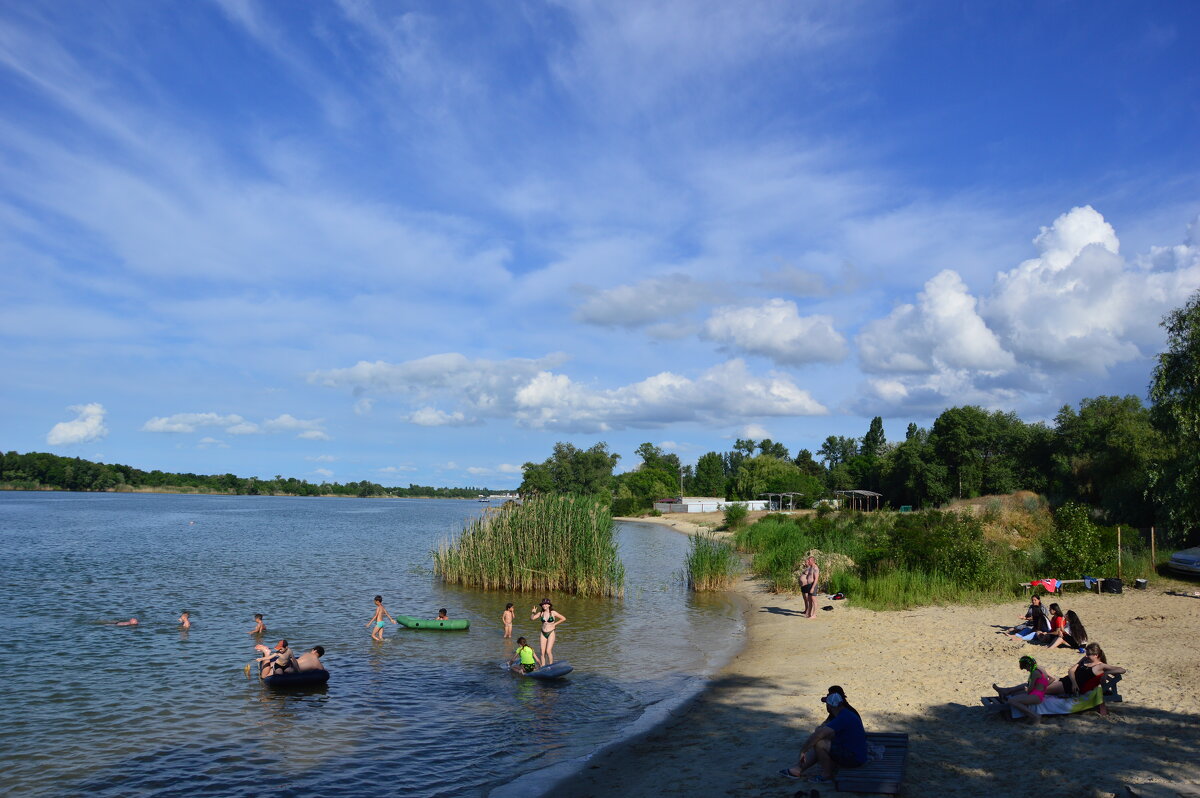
[531,598,565,665]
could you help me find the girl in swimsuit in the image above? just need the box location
[366,595,396,641]
[994,655,1052,723]
[1067,643,1127,714]
[531,599,565,665]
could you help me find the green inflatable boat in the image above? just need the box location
[395,615,470,630]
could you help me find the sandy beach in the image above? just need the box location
[547,516,1200,798]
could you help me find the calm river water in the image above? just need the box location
[0,492,742,797]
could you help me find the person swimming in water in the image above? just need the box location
[249,613,266,635]
[436,608,449,620]
[366,595,396,641]
[509,636,541,674]
[501,603,514,638]
[530,598,565,665]
[178,611,191,629]
[115,618,138,626]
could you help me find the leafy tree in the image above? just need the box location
[693,452,728,497]
[817,435,858,469]
[757,439,790,459]
[1054,396,1160,525]
[1149,290,1200,539]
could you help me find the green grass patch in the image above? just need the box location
[433,495,624,597]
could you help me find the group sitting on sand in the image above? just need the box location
[991,645,1126,723]
[1006,595,1089,649]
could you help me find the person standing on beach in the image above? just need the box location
[366,595,396,641]
[501,603,515,638]
[531,599,565,665]
[799,556,820,618]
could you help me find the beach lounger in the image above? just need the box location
[980,674,1123,716]
[834,732,908,795]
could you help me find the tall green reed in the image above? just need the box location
[433,495,624,597]
[684,533,741,591]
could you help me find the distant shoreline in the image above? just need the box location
[0,485,501,500]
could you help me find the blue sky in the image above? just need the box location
[2,1,1198,488]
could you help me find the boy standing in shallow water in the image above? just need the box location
[366,595,396,641]
[178,611,191,629]
[250,614,266,635]
[501,603,515,638]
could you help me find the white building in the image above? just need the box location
[652,496,770,513]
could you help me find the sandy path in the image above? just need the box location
[547,550,1200,798]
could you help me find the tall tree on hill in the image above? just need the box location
[1149,290,1200,539]
[817,435,858,469]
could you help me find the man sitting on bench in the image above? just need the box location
[781,686,868,783]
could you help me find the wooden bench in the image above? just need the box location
[980,673,1123,713]
[834,732,908,795]
[1019,579,1098,594]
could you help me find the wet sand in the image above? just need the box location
[550,517,1200,797]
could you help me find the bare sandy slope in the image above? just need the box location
[547,552,1200,798]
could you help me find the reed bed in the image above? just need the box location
[684,533,741,591]
[433,495,624,597]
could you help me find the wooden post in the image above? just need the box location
[1117,526,1122,581]
[1151,526,1156,567]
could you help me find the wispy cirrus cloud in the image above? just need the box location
[141,412,330,440]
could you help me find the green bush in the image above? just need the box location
[1043,503,1107,576]
[610,496,646,517]
[723,502,749,529]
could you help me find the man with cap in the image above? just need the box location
[780,685,868,782]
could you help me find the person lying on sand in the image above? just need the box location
[780,686,868,783]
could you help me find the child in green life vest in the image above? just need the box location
[510,637,541,673]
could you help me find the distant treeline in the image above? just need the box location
[0,451,494,499]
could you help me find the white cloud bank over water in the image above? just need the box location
[312,357,827,433]
[46,403,108,445]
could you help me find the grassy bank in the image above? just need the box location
[735,501,1171,610]
[433,494,625,597]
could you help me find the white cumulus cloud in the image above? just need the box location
[704,299,847,365]
[314,353,828,433]
[858,270,1015,374]
[47,403,108,445]
[852,206,1200,416]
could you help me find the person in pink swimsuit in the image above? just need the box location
[992,655,1052,723]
